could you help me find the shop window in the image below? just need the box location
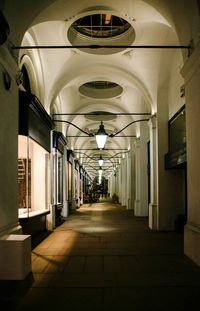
[165,106,186,169]
[18,135,50,218]
[169,107,186,153]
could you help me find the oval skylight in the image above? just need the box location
[79,81,123,98]
[68,13,135,55]
[84,111,117,121]
[72,14,131,38]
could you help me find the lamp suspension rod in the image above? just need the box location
[53,119,92,136]
[111,118,149,137]
[108,151,130,160]
[12,44,191,50]
[67,135,136,137]
[73,151,96,160]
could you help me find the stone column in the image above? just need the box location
[126,152,131,209]
[134,123,149,216]
[121,158,126,206]
[134,138,141,214]
[79,171,83,205]
[181,42,200,265]
[109,171,116,197]
[117,165,121,202]
[129,138,136,209]
[76,166,80,208]
[108,174,112,197]
[148,115,159,229]
[47,147,56,230]
[62,146,68,217]
[71,158,76,211]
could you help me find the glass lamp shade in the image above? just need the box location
[95,121,108,149]
[98,167,103,175]
[98,156,104,167]
[95,134,107,149]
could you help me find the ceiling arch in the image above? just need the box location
[48,60,153,113]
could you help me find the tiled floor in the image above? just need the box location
[1,200,200,310]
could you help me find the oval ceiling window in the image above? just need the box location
[79,81,123,99]
[84,111,117,121]
[73,14,131,38]
[68,13,135,54]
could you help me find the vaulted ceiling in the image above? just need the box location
[3,0,197,179]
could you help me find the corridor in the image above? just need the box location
[2,200,200,311]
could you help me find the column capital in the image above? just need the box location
[134,137,141,148]
[148,113,157,129]
[181,40,200,82]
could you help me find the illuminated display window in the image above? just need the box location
[18,135,50,218]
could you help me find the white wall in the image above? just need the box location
[181,42,200,265]
[0,46,20,235]
[168,50,185,119]
[157,85,185,230]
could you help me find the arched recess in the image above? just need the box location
[19,31,46,103]
[144,0,200,58]
[19,55,38,95]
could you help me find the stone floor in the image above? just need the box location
[1,200,200,310]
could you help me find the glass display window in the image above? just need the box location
[169,107,186,153]
[18,135,50,218]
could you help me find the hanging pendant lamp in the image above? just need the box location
[95,121,108,149]
[98,155,104,167]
